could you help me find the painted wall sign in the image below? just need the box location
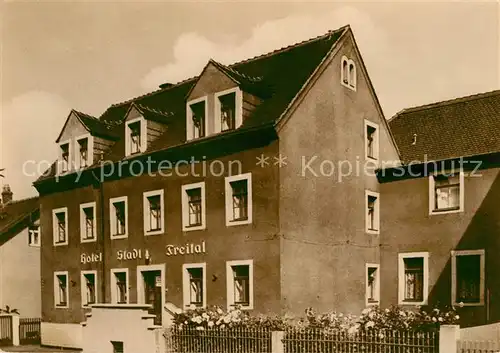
[117,249,143,261]
[166,241,206,256]
[81,252,102,264]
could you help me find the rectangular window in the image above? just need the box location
[191,102,206,139]
[182,264,206,308]
[111,270,128,304]
[28,225,40,247]
[143,190,164,235]
[129,121,141,154]
[54,271,69,308]
[398,252,429,305]
[181,182,206,231]
[111,341,124,353]
[219,92,236,131]
[364,120,379,161]
[52,207,68,246]
[81,271,97,307]
[60,142,70,173]
[226,260,253,310]
[225,173,252,226]
[110,197,128,239]
[451,250,485,306]
[78,137,89,168]
[365,190,379,234]
[80,202,96,242]
[366,264,380,305]
[431,172,463,213]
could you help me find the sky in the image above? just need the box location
[0,1,499,199]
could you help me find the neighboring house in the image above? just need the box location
[0,185,41,318]
[379,90,500,328]
[33,25,400,348]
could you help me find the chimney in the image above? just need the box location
[159,82,173,89]
[1,185,13,204]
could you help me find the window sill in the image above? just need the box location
[111,234,128,240]
[53,241,68,247]
[226,218,252,227]
[182,224,205,232]
[55,304,69,309]
[341,81,356,92]
[28,244,41,248]
[81,237,97,244]
[366,300,380,306]
[430,207,462,216]
[365,228,380,235]
[228,303,253,311]
[399,299,426,306]
[145,229,164,236]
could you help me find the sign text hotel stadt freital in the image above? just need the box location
[80,241,206,264]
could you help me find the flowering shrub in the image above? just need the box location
[173,305,290,331]
[171,304,459,333]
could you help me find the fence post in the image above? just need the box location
[11,314,20,346]
[272,331,284,353]
[439,324,460,353]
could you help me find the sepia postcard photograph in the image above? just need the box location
[0,1,499,353]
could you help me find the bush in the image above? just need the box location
[172,304,459,333]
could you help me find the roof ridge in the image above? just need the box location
[103,26,348,112]
[229,26,349,67]
[397,89,500,116]
[137,103,175,118]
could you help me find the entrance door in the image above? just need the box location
[143,270,162,325]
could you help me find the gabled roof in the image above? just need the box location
[126,103,175,124]
[0,197,39,245]
[389,90,500,164]
[55,109,118,143]
[36,26,348,183]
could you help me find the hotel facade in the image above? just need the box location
[34,25,400,348]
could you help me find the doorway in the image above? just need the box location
[137,265,165,326]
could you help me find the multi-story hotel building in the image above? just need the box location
[34,25,400,348]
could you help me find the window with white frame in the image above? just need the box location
[181,182,205,231]
[143,190,164,235]
[110,197,128,239]
[366,264,380,305]
[28,224,40,247]
[80,202,97,242]
[54,271,69,308]
[111,269,128,304]
[215,88,243,134]
[52,207,68,246]
[429,171,464,214]
[365,190,379,234]
[186,98,207,141]
[226,260,253,310]
[59,141,71,173]
[225,173,252,226]
[398,252,429,305]
[125,118,146,156]
[76,135,93,169]
[341,56,356,90]
[364,120,379,161]
[451,250,485,306]
[81,271,97,307]
[182,263,206,308]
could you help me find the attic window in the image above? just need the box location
[60,142,70,173]
[129,122,141,154]
[78,137,89,168]
[190,102,206,139]
[220,93,236,131]
[341,56,356,90]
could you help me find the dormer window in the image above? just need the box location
[75,134,93,169]
[219,93,236,131]
[191,102,206,138]
[78,138,88,167]
[125,118,146,156]
[58,141,71,174]
[341,56,356,91]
